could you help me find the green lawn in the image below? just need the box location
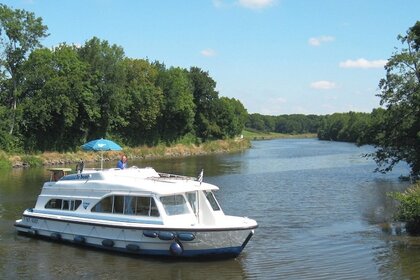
[242,129,317,140]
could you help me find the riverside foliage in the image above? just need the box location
[0,5,247,153]
[390,182,420,234]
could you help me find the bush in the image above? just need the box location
[0,151,11,169]
[177,133,200,145]
[21,155,43,167]
[390,182,420,234]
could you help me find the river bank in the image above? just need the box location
[242,129,317,140]
[0,138,251,169]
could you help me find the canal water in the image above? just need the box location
[1,139,419,279]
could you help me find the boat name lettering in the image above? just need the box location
[78,174,90,180]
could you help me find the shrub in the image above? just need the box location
[0,151,11,169]
[21,155,43,167]
[390,182,420,234]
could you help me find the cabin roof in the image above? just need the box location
[53,167,219,195]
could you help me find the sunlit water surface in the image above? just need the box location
[1,139,418,279]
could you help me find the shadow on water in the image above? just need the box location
[3,234,247,279]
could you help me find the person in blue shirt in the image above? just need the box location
[117,154,128,169]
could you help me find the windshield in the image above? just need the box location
[204,191,221,211]
[186,192,198,215]
[160,195,190,216]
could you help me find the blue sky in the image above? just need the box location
[4,0,420,115]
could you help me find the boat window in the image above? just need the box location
[160,195,190,216]
[134,196,148,215]
[45,199,62,209]
[45,199,82,211]
[186,192,197,214]
[131,197,159,217]
[124,196,136,215]
[149,198,159,217]
[73,200,82,210]
[91,195,160,217]
[204,191,221,211]
[62,200,69,210]
[113,196,124,214]
[92,196,113,213]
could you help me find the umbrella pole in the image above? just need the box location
[101,151,103,170]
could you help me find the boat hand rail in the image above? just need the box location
[157,172,197,181]
[42,188,153,195]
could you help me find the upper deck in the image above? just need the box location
[41,167,219,197]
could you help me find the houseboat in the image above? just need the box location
[14,167,257,258]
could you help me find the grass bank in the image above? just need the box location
[242,129,317,140]
[0,138,251,169]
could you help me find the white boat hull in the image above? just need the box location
[15,211,256,257]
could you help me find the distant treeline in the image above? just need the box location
[246,110,386,146]
[246,113,320,134]
[0,36,247,152]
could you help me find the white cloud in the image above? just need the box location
[200,48,217,57]
[308,36,335,46]
[339,58,387,69]
[310,80,336,90]
[237,0,276,9]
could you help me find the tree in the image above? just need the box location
[119,58,163,146]
[216,97,247,138]
[371,21,420,178]
[189,67,220,141]
[156,67,195,142]
[20,45,96,151]
[78,37,128,140]
[0,4,48,135]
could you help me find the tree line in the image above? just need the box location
[246,113,320,134]
[246,110,383,147]
[0,4,247,152]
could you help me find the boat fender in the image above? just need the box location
[102,239,114,247]
[158,231,175,241]
[74,235,85,244]
[143,230,158,238]
[126,244,140,252]
[51,232,61,241]
[177,232,195,242]
[169,241,183,256]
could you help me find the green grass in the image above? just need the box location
[242,129,317,140]
[20,155,43,167]
[0,151,11,169]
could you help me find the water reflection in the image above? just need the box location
[2,236,247,279]
[374,234,420,279]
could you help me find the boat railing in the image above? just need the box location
[157,172,197,181]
